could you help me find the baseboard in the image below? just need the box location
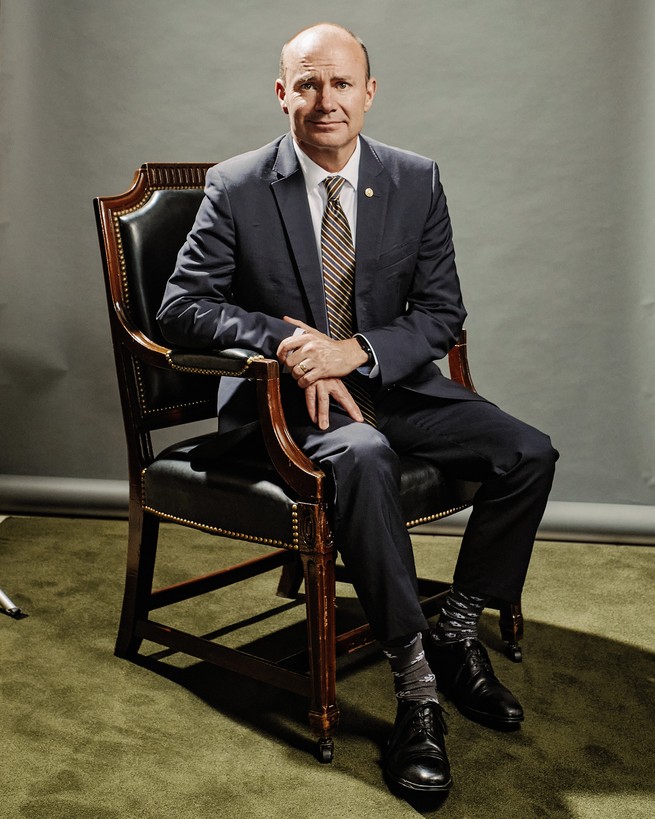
[418,501,655,546]
[1,474,654,545]
[0,475,128,519]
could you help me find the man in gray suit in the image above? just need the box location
[158,22,558,797]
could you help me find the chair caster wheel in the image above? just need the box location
[506,643,522,663]
[317,738,334,763]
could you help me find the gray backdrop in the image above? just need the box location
[1,0,654,506]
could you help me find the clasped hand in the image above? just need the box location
[276,316,368,430]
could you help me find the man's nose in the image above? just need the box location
[316,85,335,111]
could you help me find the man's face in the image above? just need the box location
[275,26,376,170]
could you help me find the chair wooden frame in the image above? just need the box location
[94,163,523,763]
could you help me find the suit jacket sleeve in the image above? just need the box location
[157,166,291,357]
[361,160,467,389]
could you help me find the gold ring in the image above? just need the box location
[299,361,308,373]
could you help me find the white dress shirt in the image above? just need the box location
[291,138,378,376]
[292,138,360,252]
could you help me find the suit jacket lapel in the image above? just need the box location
[270,134,390,334]
[271,135,328,333]
[354,137,389,325]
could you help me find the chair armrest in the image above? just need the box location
[168,347,324,502]
[167,347,266,376]
[447,330,477,393]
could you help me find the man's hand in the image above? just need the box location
[276,316,367,387]
[305,378,364,430]
[276,317,366,429]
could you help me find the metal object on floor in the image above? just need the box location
[0,587,22,618]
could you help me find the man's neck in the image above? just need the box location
[294,139,358,173]
[292,138,361,192]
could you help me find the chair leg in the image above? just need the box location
[276,555,304,598]
[115,507,159,659]
[300,548,339,762]
[498,600,524,663]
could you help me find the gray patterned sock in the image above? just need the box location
[381,631,438,703]
[433,586,488,643]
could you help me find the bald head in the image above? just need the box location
[279,23,371,84]
[274,22,377,171]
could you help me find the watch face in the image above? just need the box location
[357,335,373,363]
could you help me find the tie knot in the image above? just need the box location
[324,175,346,202]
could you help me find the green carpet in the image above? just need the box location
[1,516,654,819]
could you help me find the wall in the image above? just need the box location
[1,0,654,505]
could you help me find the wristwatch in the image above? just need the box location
[355,334,375,366]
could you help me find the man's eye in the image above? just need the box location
[300,82,315,90]
[336,82,350,89]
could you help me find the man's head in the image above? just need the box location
[275,23,377,171]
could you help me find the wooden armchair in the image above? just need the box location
[94,163,523,763]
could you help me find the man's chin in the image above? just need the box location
[295,134,359,168]
[301,131,351,150]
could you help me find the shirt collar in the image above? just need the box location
[292,137,361,194]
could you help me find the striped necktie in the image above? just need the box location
[321,176,376,426]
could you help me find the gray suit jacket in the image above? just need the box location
[157,133,480,428]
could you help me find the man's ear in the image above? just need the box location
[364,77,377,113]
[275,79,289,114]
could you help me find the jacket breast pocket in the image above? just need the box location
[377,240,418,273]
[376,242,419,302]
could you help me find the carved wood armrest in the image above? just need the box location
[167,347,324,502]
[447,330,477,393]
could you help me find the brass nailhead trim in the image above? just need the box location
[405,503,472,529]
[291,504,299,542]
[142,489,469,551]
[143,505,297,550]
[112,182,205,311]
[110,181,217,418]
[144,501,471,548]
[133,359,212,417]
[165,352,264,378]
[112,190,157,312]
[141,469,299,550]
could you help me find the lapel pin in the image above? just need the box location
[365,187,374,198]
